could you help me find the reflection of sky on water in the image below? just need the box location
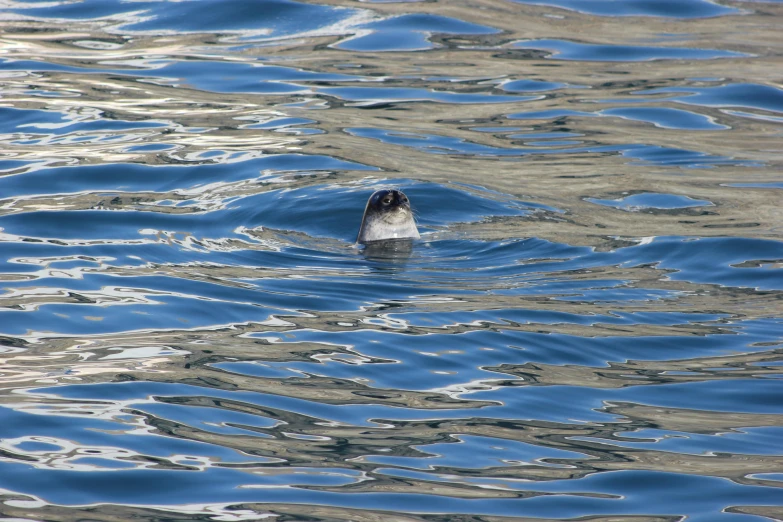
[637,83,783,113]
[586,193,714,210]
[336,13,499,51]
[7,0,360,37]
[513,39,747,61]
[508,0,740,18]
[346,127,755,167]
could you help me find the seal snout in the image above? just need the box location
[371,189,410,211]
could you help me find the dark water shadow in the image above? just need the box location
[362,239,415,268]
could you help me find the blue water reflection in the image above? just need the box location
[509,0,740,18]
[638,83,783,113]
[8,0,357,37]
[337,14,498,51]
[513,39,746,61]
[587,192,714,210]
[347,127,755,166]
[600,107,727,130]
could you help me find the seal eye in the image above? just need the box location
[382,197,393,205]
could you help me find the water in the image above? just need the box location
[0,0,782,520]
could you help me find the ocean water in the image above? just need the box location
[0,0,782,520]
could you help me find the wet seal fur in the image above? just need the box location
[357,189,420,244]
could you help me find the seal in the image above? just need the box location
[357,189,420,244]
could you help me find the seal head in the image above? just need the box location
[357,189,420,244]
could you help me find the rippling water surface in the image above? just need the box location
[1,0,782,520]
